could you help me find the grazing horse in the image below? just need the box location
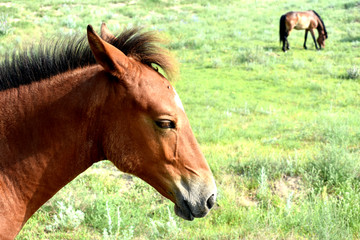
[279,10,328,52]
[0,23,217,239]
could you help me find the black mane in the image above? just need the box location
[0,27,176,91]
[312,10,328,38]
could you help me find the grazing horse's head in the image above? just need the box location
[315,11,328,49]
[87,25,216,220]
[317,31,327,49]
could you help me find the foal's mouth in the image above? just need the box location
[173,196,212,221]
[174,201,195,221]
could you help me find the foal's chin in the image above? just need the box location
[174,204,195,221]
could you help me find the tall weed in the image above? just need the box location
[102,201,134,240]
[0,14,12,35]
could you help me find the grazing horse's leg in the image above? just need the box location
[282,36,287,52]
[282,35,290,52]
[286,35,290,50]
[303,30,308,49]
[282,30,290,51]
[309,29,319,50]
[285,29,292,50]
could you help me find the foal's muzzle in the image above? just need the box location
[173,181,217,221]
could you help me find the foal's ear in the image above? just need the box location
[87,25,128,75]
[100,23,116,42]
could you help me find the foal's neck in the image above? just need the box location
[0,65,108,237]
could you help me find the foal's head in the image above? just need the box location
[87,25,216,220]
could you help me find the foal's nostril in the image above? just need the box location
[206,194,215,209]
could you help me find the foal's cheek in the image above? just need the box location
[159,130,178,163]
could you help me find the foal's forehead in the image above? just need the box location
[135,66,184,113]
[156,79,185,113]
[173,88,185,112]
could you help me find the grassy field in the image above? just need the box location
[1,0,360,239]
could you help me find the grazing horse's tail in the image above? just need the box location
[279,14,287,45]
[312,10,328,38]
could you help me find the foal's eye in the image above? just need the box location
[155,120,176,129]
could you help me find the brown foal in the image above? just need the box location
[0,24,217,239]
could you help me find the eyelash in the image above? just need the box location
[155,120,176,129]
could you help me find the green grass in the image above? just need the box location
[0,0,359,239]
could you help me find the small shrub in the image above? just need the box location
[62,15,77,29]
[211,57,224,68]
[303,144,360,193]
[346,66,360,80]
[234,47,267,65]
[149,207,180,239]
[292,59,305,70]
[344,2,360,9]
[45,201,85,231]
